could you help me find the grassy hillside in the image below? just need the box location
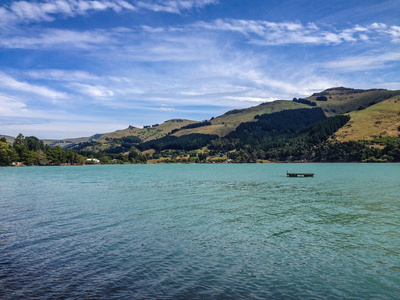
[334,95,400,142]
[174,100,309,137]
[173,87,400,138]
[70,119,197,152]
[44,136,94,148]
[307,87,400,116]
[98,119,196,143]
[40,119,197,150]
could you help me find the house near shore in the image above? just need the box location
[86,158,100,164]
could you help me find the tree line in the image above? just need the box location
[0,134,86,166]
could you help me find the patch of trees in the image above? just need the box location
[215,108,327,149]
[103,136,142,154]
[293,98,317,106]
[295,114,351,144]
[169,121,212,135]
[137,133,218,151]
[316,96,328,101]
[180,121,212,130]
[69,140,102,151]
[0,134,86,166]
[253,108,326,132]
[209,112,351,162]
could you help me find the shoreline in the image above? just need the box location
[2,160,398,167]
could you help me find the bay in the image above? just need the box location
[0,164,399,299]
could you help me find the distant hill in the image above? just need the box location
[0,135,15,144]
[2,87,400,162]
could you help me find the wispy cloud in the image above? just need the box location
[0,0,216,27]
[196,19,400,45]
[0,28,110,49]
[0,0,136,27]
[322,52,400,72]
[0,72,67,99]
[137,0,217,14]
[26,69,131,83]
[0,93,28,117]
[71,82,114,97]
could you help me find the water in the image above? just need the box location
[1,163,399,299]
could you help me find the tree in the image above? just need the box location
[46,146,66,165]
[128,147,147,163]
[13,133,25,146]
[0,141,19,165]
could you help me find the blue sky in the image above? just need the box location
[1,0,399,139]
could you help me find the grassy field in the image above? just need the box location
[334,96,400,142]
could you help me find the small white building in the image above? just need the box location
[86,158,100,164]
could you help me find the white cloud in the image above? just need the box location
[160,105,175,111]
[322,52,400,72]
[0,28,110,49]
[0,0,136,27]
[0,72,67,99]
[223,96,276,103]
[195,19,400,45]
[0,0,216,27]
[1,120,128,139]
[0,93,29,117]
[25,69,131,83]
[389,25,400,43]
[137,0,217,14]
[71,82,114,97]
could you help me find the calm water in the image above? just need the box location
[1,164,399,299]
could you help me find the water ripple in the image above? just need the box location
[1,164,399,299]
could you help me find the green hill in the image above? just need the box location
[334,95,400,142]
[171,87,400,138]
[2,87,400,163]
[306,87,400,116]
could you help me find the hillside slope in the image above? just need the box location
[173,100,309,137]
[307,87,400,116]
[334,95,400,142]
[41,119,196,149]
[173,87,400,138]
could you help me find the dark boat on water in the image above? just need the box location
[287,171,314,177]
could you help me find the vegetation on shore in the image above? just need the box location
[2,87,400,166]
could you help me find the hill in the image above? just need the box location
[173,100,309,137]
[2,87,400,163]
[306,87,400,116]
[169,87,400,138]
[34,119,196,150]
[334,95,400,142]
[0,135,15,144]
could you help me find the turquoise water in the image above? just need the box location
[1,164,399,299]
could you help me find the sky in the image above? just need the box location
[1,0,399,139]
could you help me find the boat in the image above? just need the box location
[287,171,314,177]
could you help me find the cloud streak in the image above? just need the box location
[0,0,216,27]
[196,19,400,45]
[322,52,400,72]
[0,28,110,49]
[0,72,67,100]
